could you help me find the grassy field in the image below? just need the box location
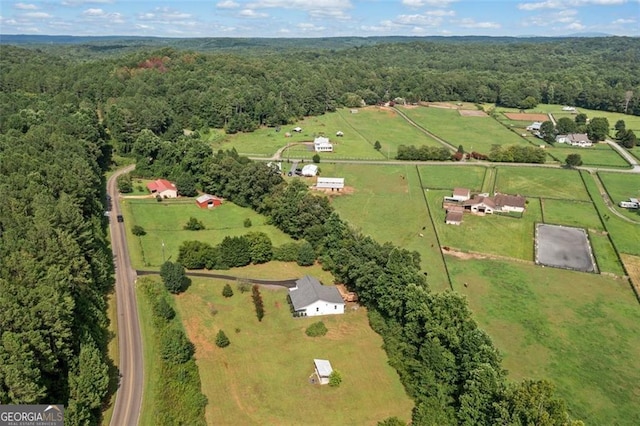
[322,163,451,292]
[548,144,630,168]
[401,106,530,153]
[598,171,640,220]
[540,199,603,231]
[427,190,540,261]
[417,164,487,191]
[212,107,440,160]
[581,171,640,256]
[494,166,590,201]
[446,257,640,426]
[173,276,414,425]
[121,198,295,268]
[589,231,626,275]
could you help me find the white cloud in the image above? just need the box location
[62,0,115,5]
[82,8,104,16]
[612,17,636,23]
[393,14,444,26]
[455,18,500,29]
[14,3,38,10]
[519,0,626,11]
[239,9,269,18]
[296,22,325,32]
[567,22,586,30]
[138,7,192,21]
[21,12,52,19]
[402,0,457,6]
[217,1,240,8]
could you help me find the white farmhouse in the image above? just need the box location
[289,276,345,317]
[313,136,333,152]
[301,164,319,177]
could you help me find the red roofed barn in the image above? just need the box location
[146,179,177,198]
[196,194,223,209]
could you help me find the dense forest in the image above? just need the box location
[1,36,637,424]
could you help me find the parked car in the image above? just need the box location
[117,215,124,223]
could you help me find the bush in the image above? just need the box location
[243,218,252,228]
[117,173,133,193]
[131,225,146,236]
[305,321,328,337]
[312,154,320,163]
[222,283,234,298]
[160,327,195,364]
[215,330,230,348]
[297,240,316,266]
[329,370,342,387]
[160,261,190,294]
[152,296,175,322]
[273,242,300,262]
[218,236,251,268]
[184,217,205,231]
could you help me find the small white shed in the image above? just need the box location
[316,177,344,191]
[313,359,333,385]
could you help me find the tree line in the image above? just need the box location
[2,37,638,156]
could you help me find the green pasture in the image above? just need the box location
[494,166,590,201]
[581,171,640,256]
[540,199,603,231]
[446,257,640,425]
[427,189,541,261]
[588,231,625,275]
[173,277,414,425]
[212,107,441,159]
[548,145,630,168]
[401,106,530,153]
[598,171,640,220]
[321,163,450,292]
[417,164,487,191]
[121,198,295,268]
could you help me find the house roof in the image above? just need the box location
[317,177,344,188]
[556,133,589,143]
[446,211,463,223]
[314,359,333,377]
[447,205,464,213]
[463,195,496,209]
[289,276,344,311]
[196,194,222,204]
[146,179,176,193]
[314,136,331,145]
[494,194,526,208]
[453,187,470,197]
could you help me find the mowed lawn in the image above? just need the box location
[494,166,590,201]
[400,106,528,153]
[541,199,603,230]
[417,164,487,191]
[427,190,541,261]
[323,163,451,292]
[549,144,630,168]
[446,257,640,426]
[121,199,295,268]
[174,277,414,426]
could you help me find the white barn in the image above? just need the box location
[301,164,319,177]
[313,359,333,385]
[316,177,344,191]
[289,276,345,317]
[313,136,333,152]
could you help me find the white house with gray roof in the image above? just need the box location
[289,276,345,317]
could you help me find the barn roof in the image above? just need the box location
[494,194,526,208]
[453,187,470,197]
[289,276,344,310]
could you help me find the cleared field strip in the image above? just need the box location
[548,145,630,169]
[597,171,640,221]
[417,164,486,191]
[401,106,530,153]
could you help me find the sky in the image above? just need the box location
[0,0,638,38]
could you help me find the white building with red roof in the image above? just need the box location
[146,179,177,198]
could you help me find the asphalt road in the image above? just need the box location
[108,165,143,426]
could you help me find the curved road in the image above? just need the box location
[108,165,143,426]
